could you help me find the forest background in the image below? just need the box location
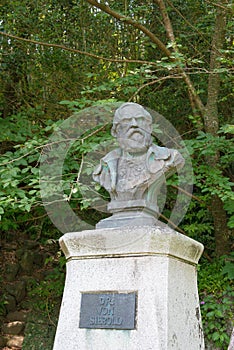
[0,0,233,349]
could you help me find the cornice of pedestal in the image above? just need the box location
[59,223,204,266]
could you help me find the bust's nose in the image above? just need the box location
[130,117,138,127]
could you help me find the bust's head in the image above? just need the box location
[112,103,153,153]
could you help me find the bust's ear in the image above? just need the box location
[111,124,118,137]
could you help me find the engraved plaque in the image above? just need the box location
[79,292,136,330]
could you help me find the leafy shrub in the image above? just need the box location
[198,255,234,349]
[27,254,66,315]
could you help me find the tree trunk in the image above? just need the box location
[154,0,231,256]
[204,0,230,256]
[211,195,230,256]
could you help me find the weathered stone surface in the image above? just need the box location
[0,315,5,323]
[24,240,40,250]
[54,227,204,350]
[20,251,34,273]
[60,223,203,264]
[7,310,29,322]
[5,294,16,312]
[0,335,7,348]
[228,328,234,350]
[5,263,20,282]
[2,321,25,335]
[15,248,25,259]
[33,252,44,267]
[6,281,26,303]
[7,335,24,348]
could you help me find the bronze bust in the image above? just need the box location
[93,103,184,228]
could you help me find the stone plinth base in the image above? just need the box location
[53,223,204,350]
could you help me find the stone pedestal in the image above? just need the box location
[53,224,204,350]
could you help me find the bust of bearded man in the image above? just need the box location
[93,102,185,228]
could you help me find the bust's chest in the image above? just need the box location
[116,155,149,191]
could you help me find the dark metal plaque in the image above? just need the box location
[79,292,136,330]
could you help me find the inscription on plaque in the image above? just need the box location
[79,292,136,330]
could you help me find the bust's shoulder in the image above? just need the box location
[101,148,122,163]
[148,144,171,160]
[147,144,184,173]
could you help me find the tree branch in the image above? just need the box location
[166,0,212,49]
[0,123,109,166]
[128,74,183,101]
[154,0,175,42]
[86,0,172,58]
[154,0,205,115]
[86,0,205,115]
[205,0,232,11]
[0,31,156,66]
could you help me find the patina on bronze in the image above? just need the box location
[79,292,136,330]
[93,102,185,228]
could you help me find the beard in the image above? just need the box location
[118,127,152,153]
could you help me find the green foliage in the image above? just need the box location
[27,254,65,314]
[163,126,233,252]
[0,107,231,348]
[0,112,51,225]
[181,198,214,248]
[198,256,234,348]
[222,252,234,280]
[0,107,232,247]
[184,131,234,228]
[0,104,117,234]
[0,0,233,347]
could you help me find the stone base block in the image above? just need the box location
[53,224,204,350]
